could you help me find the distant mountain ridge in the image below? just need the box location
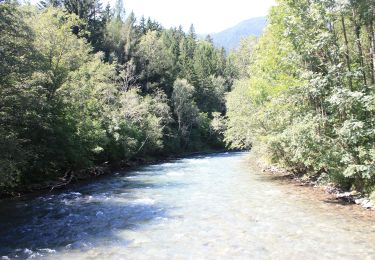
[209,17,267,52]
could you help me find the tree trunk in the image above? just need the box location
[341,16,353,90]
[367,19,375,85]
[352,9,368,86]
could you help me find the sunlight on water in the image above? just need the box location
[0,152,375,259]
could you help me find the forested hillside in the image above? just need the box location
[210,16,267,51]
[226,0,375,193]
[0,0,232,194]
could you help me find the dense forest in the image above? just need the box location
[226,0,375,194]
[1,0,375,198]
[0,0,232,194]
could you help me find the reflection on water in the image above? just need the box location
[0,152,374,259]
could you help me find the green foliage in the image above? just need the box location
[172,79,199,144]
[0,3,42,189]
[227,36,258,79]
[0,2,231,193]
[225,0,375,192]
[137,31,174,91]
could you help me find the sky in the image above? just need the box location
[107,0,275,34]
[28,0,275,33]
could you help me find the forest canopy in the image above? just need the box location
[0,0,231,193]
[225,0,375,192]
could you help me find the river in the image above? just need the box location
[0,152,374,259]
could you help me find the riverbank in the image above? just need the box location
[247,155,375,214]
[0,149,228,200]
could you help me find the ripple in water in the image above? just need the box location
[0,152,374,259]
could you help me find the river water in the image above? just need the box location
[0,152,375,259]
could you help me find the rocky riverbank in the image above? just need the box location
[243,152,375,214]
[260,164,375,212]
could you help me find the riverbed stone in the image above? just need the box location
[362,201,374,209]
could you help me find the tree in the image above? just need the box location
[225,0,375,192]
[137,30,173,93]
[178,30,197,84]
[103,10,125,62]
[0,3,41,189]
[227,36,258,79]
[192,40,227,111]
[113,0,125,21]
[172,79,199,145]
[123,11,138,62]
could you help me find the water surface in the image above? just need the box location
[0,152,374,259]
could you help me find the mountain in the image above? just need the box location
[209,17,267,52]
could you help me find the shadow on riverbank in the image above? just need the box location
[0,149,233,200]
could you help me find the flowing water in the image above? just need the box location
[0,152,375,259]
